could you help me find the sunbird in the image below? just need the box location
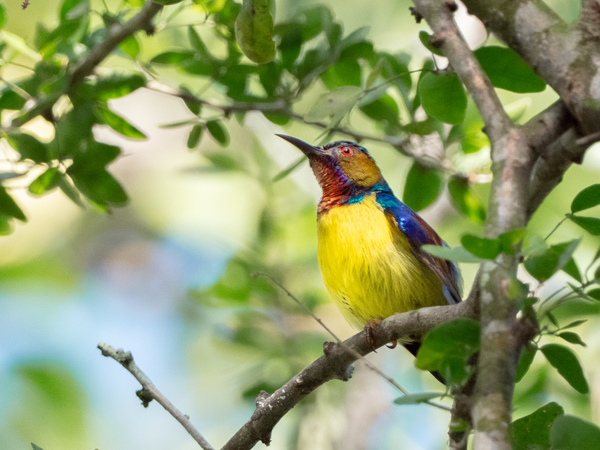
[278,135,462,382]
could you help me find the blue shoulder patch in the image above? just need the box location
[375,191,428,244]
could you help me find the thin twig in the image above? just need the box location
[97,341,215,450]
[575,131,600,147]
[145,81,410,150]
[544,216,567,241]
[254,273,452,411]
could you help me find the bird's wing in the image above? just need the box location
[376,191,463,304]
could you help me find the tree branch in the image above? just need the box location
[9,1,163,128]
[521,101,575,158]
[221,299,477,450]
[461,0,600,134]
[527,128,588,218]
[410,2,537,449]
[143,81,450,168]
[97,341,215,450]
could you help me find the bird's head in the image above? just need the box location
[277,135,385,200]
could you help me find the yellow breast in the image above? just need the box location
[317,193,446,329]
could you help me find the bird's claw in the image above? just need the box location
[364,318,382,352]
[386,340,398,349]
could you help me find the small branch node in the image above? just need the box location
[260,432,272,446]
[409,6,424,23]
[429,31,446,48]
[445,0,458,12]
[136,388,153,408]
[255,390,271,408]
[322,341,337,356]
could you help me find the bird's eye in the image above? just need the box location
[340,146,353,156]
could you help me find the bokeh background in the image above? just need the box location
[1,0,599,449]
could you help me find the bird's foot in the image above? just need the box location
[386,340,398,349]
[364,318,382,352]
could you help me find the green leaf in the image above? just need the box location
[419,72,466,125]
[187,124,203,149]
[393,392,444,405]
[94,73,145,101]
[422,245,482,263]
[306,86,362,122]
[0,3,6,30]
[402,162,442,212]
[558,332,586,347]
[277,23,303,69]
[29,168,61,195]
[563,319,587,330]
[366,58,383,88]
[523,235,547,257]
[418,31,444,56]
[498,228,526,255]
[541,344,589,394]
[60,0,87,21]
[153,0,184,5]
[179,86,201,115]
[0,89,27,110]
[0,214,11,235]
[6,132,49,163]
[300,6,333,41]
[586,288,600,301]
[415,319,480,385]
[511,402,564,450]
[339,40,374,61]
[0,30,41,61]
[524,239,581,282]
[550,415,600,449]
[515,346,537,382]
[203,152,242,172]
[321,60,362,89]
[58,175,85,208]
[206,120,230,146]
[151,51,195,65]
[0,185,26,221]
[68,167,128,206]
[73,142,121,169]
[562,258,582,283]
[567,214,600,236]
[97,104,146,139]
[474,46,546,93]
[447,176,486,223]
[359,94,400,126]
[571,184,600,213]
[188,26,209,56]
[234,0,275,64]
[460,234,501,260]
[403,118,439,136]
[119,35,140,59]
[379,52,412,97]
[263,113,290,125]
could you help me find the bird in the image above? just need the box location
[277,134,462,383]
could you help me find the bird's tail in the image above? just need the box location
[402,341,447,385]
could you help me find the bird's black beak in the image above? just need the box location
[276,134,323,157]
